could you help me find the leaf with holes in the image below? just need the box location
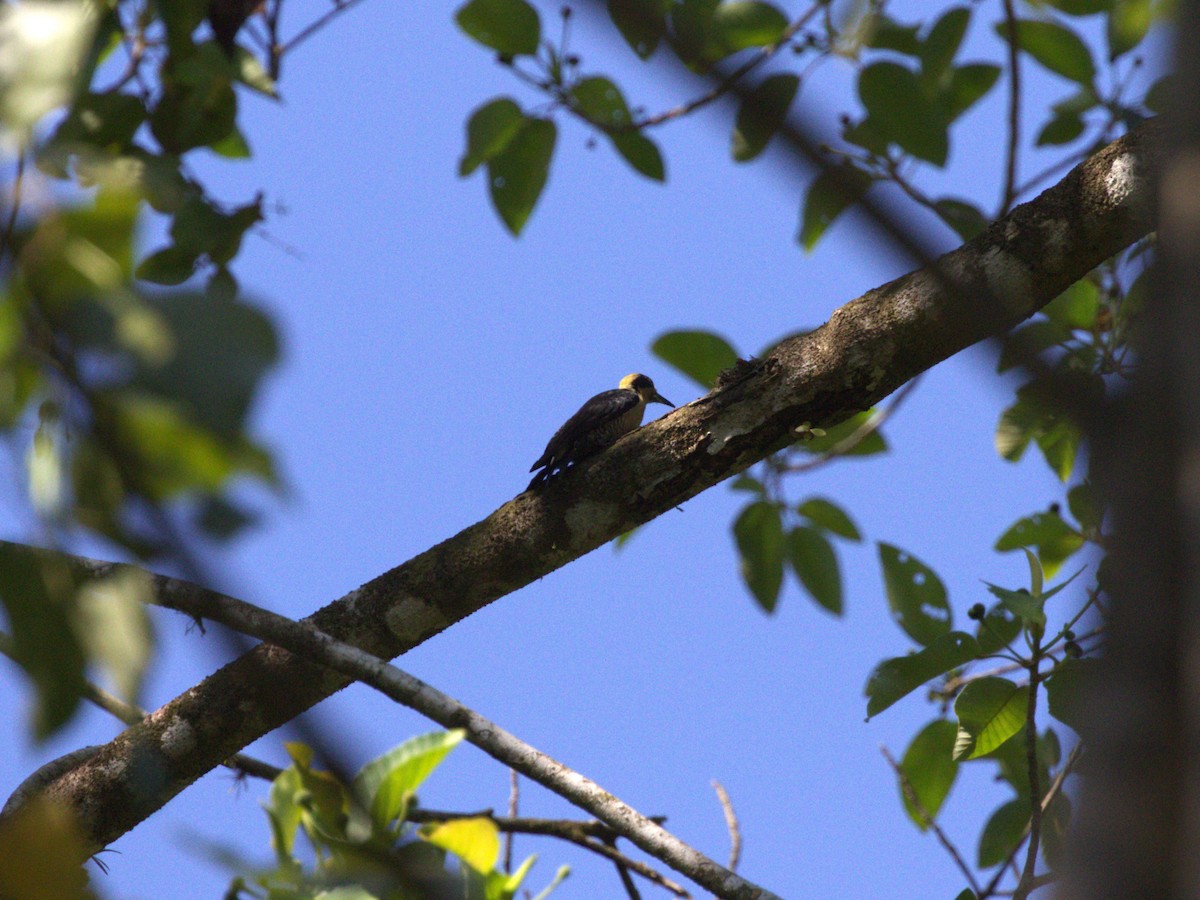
[994,511,1084,579]
[879,543,951,646]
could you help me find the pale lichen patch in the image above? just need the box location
[565,499,620,545]
[384,595,451,645]
[160,717,197,758]
[1104,150,1140,207]
[1036,218,1071,274]
[980,247,1034,313]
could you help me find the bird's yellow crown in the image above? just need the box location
[620,373,655,400]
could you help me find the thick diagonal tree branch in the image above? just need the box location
[36,118,1163,853]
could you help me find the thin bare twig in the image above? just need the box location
[276,0,368,59]
[999,0,1021,214]
[880,746,981,896]
[633,3,823,129]
[505,768,519,873]
[711,780,741,873]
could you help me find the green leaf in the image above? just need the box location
[455,0,540,55]
[608,0,670,58]
[858,61,948,165]
[934,197,988,242]
[995,388,1086,482]
[734,501,785,612]
[460,97,525,176]
[1023,546,1043,600]
[421,817,500,875]
[984,583,1045,628]
[155,0,208,55]
[1041,791,1073,871]
[796,497,862,541]
[1000,19,1096,87]
[952,676,1028,760]
[135,246,198,286]
[572,76,635,129]
[935,198,989,242]
[487,117,556,236]
[799,165,874,251]
[670,0,721,69]
[978,797,1031,868]
[997,320,1072,372]
[611,130,665,181]
[943,63,1001,120]
[105,393,246,497]
[993,511,1084,579]
[0,547,87,740]
[711,1,788,52]
[1107,0,1152,59]
[865,631,981,718]
[352,730,466,828]
[1036,111,1085,146]
[46,91,146,151]
[866,15,921,55]
[879,543,952,646]
[1045,657,1099,734]
[74,566,154,704]
[794,409,888,456]
[209,126,251,159]
[150,45,237,153]
[1067,482,1103,532]
[788,526,842,615]
[234,47,277,97]
[1144,74,1173,113]
[651,330,737,389]
[729,474,764,495]
[954,891,978,900]
[898,719,959,828]
[1043,278,1100,330]
[131,291,280,438]
[732,73,798,162]
[919,7,970,84]
[975,603,1021,655]
[1044,0,1108,13]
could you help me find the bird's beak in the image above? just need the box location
[652,391,674,408]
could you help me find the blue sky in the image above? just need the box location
[0,1,1136,896]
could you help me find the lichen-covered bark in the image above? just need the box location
[37,119,1164,851]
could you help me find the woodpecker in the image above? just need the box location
[527,373,674,490]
